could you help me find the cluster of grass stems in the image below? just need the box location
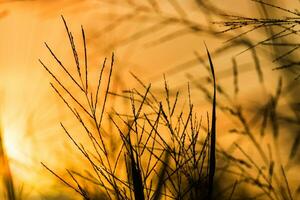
[40,16,219,200]
[39,13,297,200]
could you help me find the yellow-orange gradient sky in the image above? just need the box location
[0,0,299,199]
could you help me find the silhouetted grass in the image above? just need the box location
[205,44,216,200]
[40,16,222,200]
[37,1,300,200]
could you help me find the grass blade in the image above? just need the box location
[204,44,217,200]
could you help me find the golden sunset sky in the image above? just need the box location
[0,0,299,199]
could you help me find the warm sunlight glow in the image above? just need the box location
[3,126,25,163]
[0,1,299,199]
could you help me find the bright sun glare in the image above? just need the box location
[3,125,31,165]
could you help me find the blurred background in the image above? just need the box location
[0,0,299,199]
